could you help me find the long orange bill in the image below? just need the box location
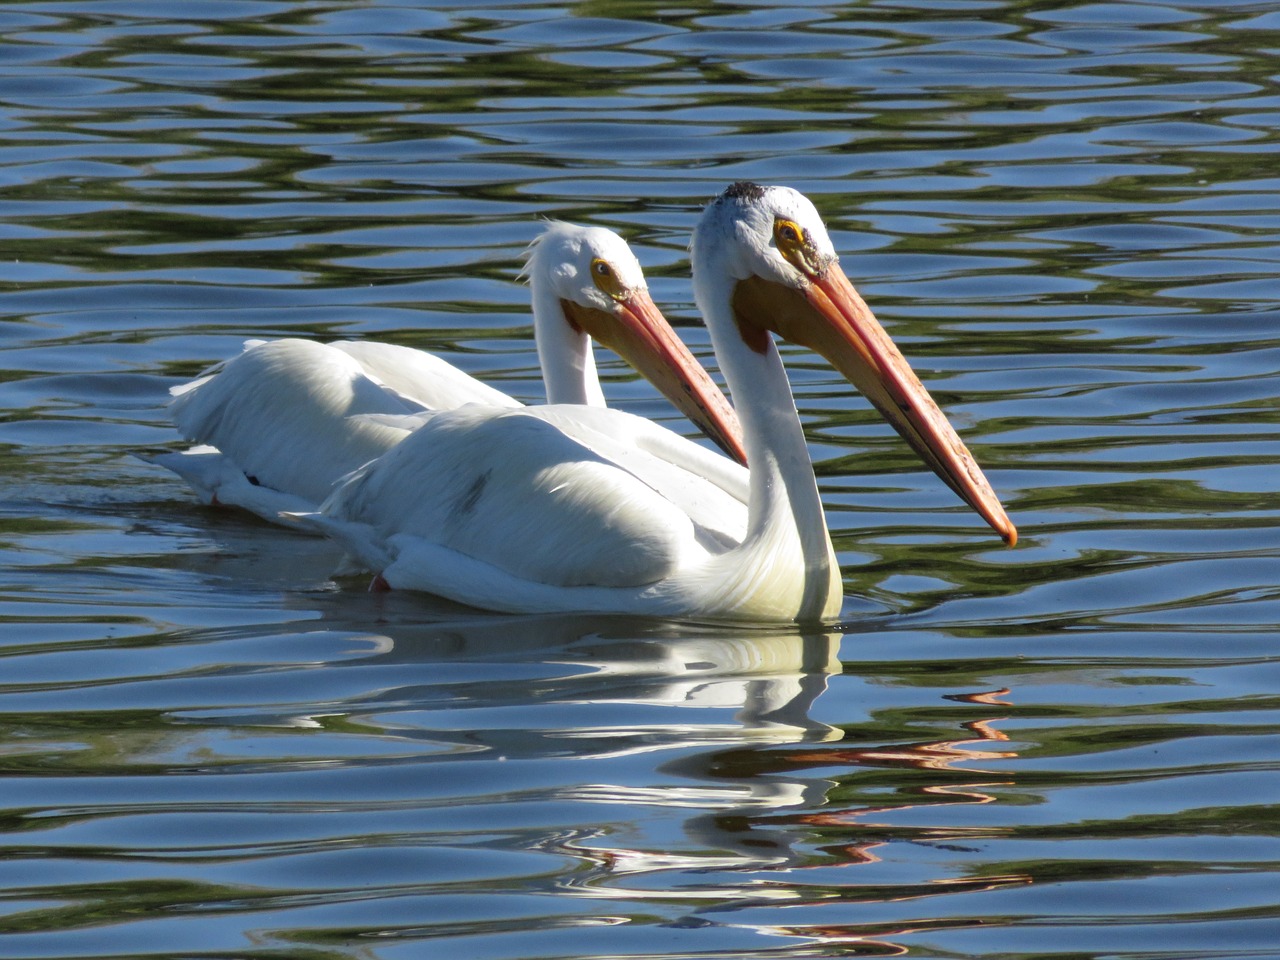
[564,290,748,466]
[805,267,1016,545]
[733,265,1014,544]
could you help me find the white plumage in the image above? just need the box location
[151,222,745,524]
[287,183,1015,622]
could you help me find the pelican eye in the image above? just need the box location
[590,257,629,301]
[773,218,821,276]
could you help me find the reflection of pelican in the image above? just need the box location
[150,222,745,524]
[281,608,844,752]
[298,183,1014,621]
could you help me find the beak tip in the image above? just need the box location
[992,515,1017,547]
[975,499,1017,547]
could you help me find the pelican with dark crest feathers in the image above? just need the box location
[288,184,1015,622]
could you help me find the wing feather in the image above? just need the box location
[170,339,413,504]
[331,340,520,411]
[323,407,713,588]
[528,405,749,548]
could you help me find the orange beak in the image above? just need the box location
[733,267,1016,545]
[563,290,748,466]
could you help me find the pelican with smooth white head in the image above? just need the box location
[151,222,746,522]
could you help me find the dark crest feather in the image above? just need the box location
[723,181,766,202]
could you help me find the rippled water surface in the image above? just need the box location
[3,1,1279,957]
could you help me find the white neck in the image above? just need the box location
[530,284,606,407]
[693,258,837,620]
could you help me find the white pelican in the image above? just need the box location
[291,183,1016,622]
[151,222,746,524]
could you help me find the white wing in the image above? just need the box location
[330,340,519,411]
[303,404,749,589]
[167,339,422,507]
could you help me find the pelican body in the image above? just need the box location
[152,223,746,524]
[293,184,1015,622]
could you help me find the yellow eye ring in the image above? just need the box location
[590,257,629,301]
[774,218,805,255]
[773,218,821,276]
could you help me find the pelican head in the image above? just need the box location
[695,182,1016,545]
[526,221,747,465]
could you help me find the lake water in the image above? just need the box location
[2,1,1278,957]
